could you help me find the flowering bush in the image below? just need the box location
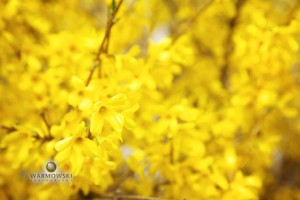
[1,0,300,199]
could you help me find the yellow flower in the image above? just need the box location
[54,122,99,175]
[90,93,139,136]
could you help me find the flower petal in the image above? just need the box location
[55,136,73,151]
[105,112,124,132]
[124,117,136,131]
[55,146,72,163]
[71,147,84,175]
[90,113,104,135]
[82,138,99,156]
[123,103,139,114]
[107,93,127,106]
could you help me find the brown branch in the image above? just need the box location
[107,168,134,193]
[169,138,174,165]
[0,125,17,132]
[171,0,212,45]
[40,111,51,131]
[220,0,245,89]
[283,1,300,25]
[85,0,124,86]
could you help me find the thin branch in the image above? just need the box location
[85,0,124,86]
[107,168,134,193]
[0,125,16,132]
[283,1,300,25]
[40,111,51,131]
[170,138,174,164]
[171,0,212,45]
[220,0,245,89]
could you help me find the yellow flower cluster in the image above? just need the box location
[1,0,300,199]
